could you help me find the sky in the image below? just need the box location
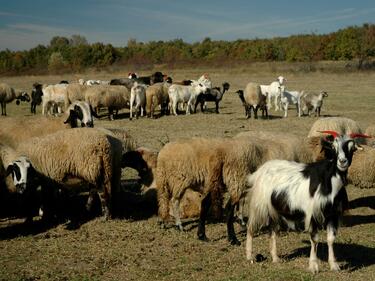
[1,0,375,51]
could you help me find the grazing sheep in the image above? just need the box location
[245,132,361,273]
[299,91,328,117]
[130,82,147,120]
[0,83,30,116]
[236,83,268,119]
[145,81,171,118]
[0,143,41,223]
[260,77,285,111]
[0,101,94,148]
[85,85,130,120]
[16,128,123,220]
[155,137,267,245]
[280,90,303,118]
[194,82,230,113]
[168,82,207,115]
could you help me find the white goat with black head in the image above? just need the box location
[245,130,367,273]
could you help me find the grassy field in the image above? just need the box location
[0,65,374,281]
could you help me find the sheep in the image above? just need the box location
[244,132,363,273]
[260,77,285,111]
[0,83,30,116]
[0,144,39,222]
[84,85,130,120]
[194,82,230,113]
[0,101,94,148]
[129,82,147,120]
[307,117,364,144]
[347,144,375,188]
[299,91,328,117]
[145,81,171,118]
[155,137,267,245]
[365,125,375,146]
[64,84,91,110]
[42,83,68,116]
[15,128,123,220]
[280,90,303,118]
[236,83,268,119]
[168,82,207,115]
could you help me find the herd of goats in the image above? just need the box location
[0,71,374,274]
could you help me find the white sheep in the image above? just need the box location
[85,85,130,120]
[245,132,361,273]
[236,83,268,119]
[0,83,30,116]
[130,82,147,120]
[168,81,207,115]
[15,128,123,220]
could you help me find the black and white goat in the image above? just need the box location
[245,131,367,273]
[194,82,230,113]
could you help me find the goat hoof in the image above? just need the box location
[198,234,209,242]
[230,239,241,246]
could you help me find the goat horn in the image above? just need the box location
[318,130,340,138]
[349,133,372,139]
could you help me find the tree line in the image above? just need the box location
[0,24,374,75]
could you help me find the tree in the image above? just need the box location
[70,35,88,46]
[48,51,66,72]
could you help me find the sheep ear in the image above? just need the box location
[5,165,13,177]
[64,110,75,124]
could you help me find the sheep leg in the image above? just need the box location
[327,224,340,271]
[308,228,320,273]
[0,103,4,115]
[253,106,259,119]
[197,193,212,241]
[226,200,240,245]
[215,101,219,114]
[171,197,183,231]
[270,229,280,263]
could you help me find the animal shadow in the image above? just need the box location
[284,241,375,271]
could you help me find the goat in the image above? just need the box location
[299,91,328,117]
[245,131,367,273]
[194,82,230,113]
[280,90,303,118]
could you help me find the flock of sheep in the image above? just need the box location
[0,72,374,274]
[0,71,327,121]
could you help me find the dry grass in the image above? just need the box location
[0,65,374,281]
